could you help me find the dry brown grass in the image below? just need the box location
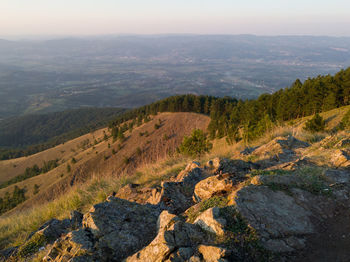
[0,128,108,183]
[0,112,210,214]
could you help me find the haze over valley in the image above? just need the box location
[1,35,350,119]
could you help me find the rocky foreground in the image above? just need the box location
[2,134,350,261]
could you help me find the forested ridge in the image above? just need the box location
[110,67,350,142]
[1,67,349,160]
[0,107,125,160]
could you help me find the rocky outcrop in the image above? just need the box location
[206,157,256,176]
[147,162,209,214]
[193,173,234,202]
[9,143,350,262]
[331,149,350,167]
[42,197,161,261]
[194,207,227,236]
[248,135,310,163]
[126,210,207,262]
[198,245,231,262]
[233,185,314,252]
[117,183,154,204]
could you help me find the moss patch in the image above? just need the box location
[186,196,228,223]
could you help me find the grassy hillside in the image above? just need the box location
[0,112,210,215]
[0,107,126,160]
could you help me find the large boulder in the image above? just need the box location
[175,161,208,186]
[193,173,234,202]
[233,185,314,252]
[81,197,161,261]
[127,211,207,262]
[148,181,194,214]
[194,207,227,236]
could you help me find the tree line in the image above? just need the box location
[109,67,350,143]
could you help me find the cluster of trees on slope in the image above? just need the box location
[110,67,350,143]
[0,107,126,160]
[0,159,58,189]
[0,186,26,215]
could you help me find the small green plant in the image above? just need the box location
[66,164,71,173]
[304,113,325,133]
[112,149,116,155]
[186,196,228,223]
[136,147,142,156]
[123,156,130,165]
[71,157,77,164]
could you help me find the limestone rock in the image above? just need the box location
[82,197,160,261]
[198,245,230,262]
[251,135,309,162]
[331,150,350,167]
[175,161,207,186]
[70,210,83,229]
[194,207,226,236]
[117,183,154,204]
[208,157,255,175]
[44,229,94,262]
[148,181,193,214]
[193,173,234,202]
[127,211,206,262]
[233,185,314,252]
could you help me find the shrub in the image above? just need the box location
[178,129,212,157]
[136,147,142,156]
[304,113,325,133]
[33,184,40,195]
[123,156,130,165]
[67,164,71,173]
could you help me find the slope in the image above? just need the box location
[0,112,210,215]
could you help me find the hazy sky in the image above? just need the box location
[1,0,350,37]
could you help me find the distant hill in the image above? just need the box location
[0,107,126,159]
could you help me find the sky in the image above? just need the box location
[1,0,350,38]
